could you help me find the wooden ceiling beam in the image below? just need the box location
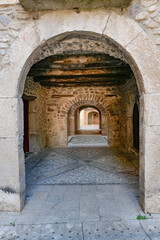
[29,53,132,87]
[29,67,131,77]
[29,61,128,72]
[40,81,126,87]
[34,73,131,82]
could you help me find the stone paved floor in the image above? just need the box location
[26,146,139,185]
[68,135,108,147]
[0,184,160,240]
[1,141,160,239]
[80,125,99,130]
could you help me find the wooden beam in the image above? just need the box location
[29,61,129,72]
[40,81,126,87]
[22,94,36,101]
[38,78,127,86]
[29,67,131,77]
[34,73,131,82]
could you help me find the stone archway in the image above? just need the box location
[0,11,160,213]
[79,107,100,131]
[67,99,107,138]
[87,111,99,125]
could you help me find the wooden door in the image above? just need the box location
[133,103,139,150]
[23,100,29,153]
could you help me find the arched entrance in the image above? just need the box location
[133,103,139,151]
[1,11,160,213]
[75,106,101,135]
[88,111,99,125]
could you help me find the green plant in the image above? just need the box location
[10,222,15,227]
[136,215,147,220]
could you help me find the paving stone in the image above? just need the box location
[83,220,150,240]
[140,219,160,239]
[26,146,138,185]
[96,185,139,221]
[1,141,160,239]
[68,135,108,147]
[0,183,160,239]
[39,223,83,240]
[79,185,100,221]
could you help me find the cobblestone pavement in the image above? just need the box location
[26,146,139,185]
[1,143,160,239]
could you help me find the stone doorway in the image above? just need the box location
[22,32,140,212]
[2,17,160,213]
[80,107,100,128]
[74,106,102,135]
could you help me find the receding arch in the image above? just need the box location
[74,106,101,135]
[67,98,108,138]
[87,111,99,125]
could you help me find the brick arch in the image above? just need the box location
[67,98,107,116]
[65,92,119,118]
[67,97,108,136]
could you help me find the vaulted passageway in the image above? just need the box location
[74,106,101,135]
[23,33,139,152]
[22,33,140,219]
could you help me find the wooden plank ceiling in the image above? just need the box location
[28,54,133,87]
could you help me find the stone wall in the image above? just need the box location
[24,77,139,149]
[119,78,139,150]
[135,0,160,48]
[47,86,122,147]
[24,77,47,153]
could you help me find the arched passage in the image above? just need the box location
[88,111,99,125]
[67,97,108,139]
[0,10,160,213]
[71,106,101,135]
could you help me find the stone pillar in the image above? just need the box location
[140,93,160,213]
[69,115,75,135]
[126,116,133,150]
[101,116,107,136]
[0,97,25,211]
[76,109,80,130]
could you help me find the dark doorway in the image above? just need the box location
[23,99,29,153]
[133,103,139,150]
